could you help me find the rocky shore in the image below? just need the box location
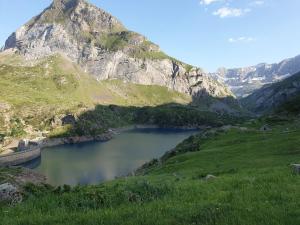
[32,125,164,149]
[33,131,114,149]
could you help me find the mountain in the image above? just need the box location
[2,0,232,101]
[0,52,194,138]
[241,71,300,114]
[211,54,300,98]
[0,0,241,142]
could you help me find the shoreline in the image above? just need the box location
[111,124,201,133]
[0,124,202,166]
[33,124,202,150]
[38,124,202,149]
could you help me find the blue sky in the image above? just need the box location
[0,0,300,72]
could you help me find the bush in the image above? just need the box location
[10,118,26,137]
[0,133,5,143]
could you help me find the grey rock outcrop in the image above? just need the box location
[3,0,233,103]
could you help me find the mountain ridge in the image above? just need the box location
[0,0,242,143]
[2,0,233,102]
[241,71,300,114]
[211,54,300,98]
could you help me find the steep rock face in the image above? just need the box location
[3,0,232,101]
[211,55,300,98]
[241,71,300,114]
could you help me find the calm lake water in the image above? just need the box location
[25,128,198,186]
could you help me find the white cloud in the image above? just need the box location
[200,0,220,5]
[250,1,265,6]
[213,7,251,18]
[228,37,256,43]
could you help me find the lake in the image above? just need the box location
[25,128,198,186]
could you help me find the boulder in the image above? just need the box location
[291,164,300,174]
[203,174,217,181]
[0,183,22,204]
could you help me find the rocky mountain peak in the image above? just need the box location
[31,0,126,33]
[52,0,80,9]
[2,0,236,111]
[49,0,87,15]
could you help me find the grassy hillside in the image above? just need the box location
[0,53,191,140]
[1,118,299,224]
[0,52,241,145]
[275,94,300,115]
[0,54,190,108]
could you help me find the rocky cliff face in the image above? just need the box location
[3,0,232,101]
[211,55,300,98]
[241,71,300,114]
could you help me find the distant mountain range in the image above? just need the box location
[241,71,300,114]
[210,55,300,98]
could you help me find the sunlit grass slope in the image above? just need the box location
[0,53,190,135]
[0,53,190,108]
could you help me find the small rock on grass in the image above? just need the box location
[291,164,300,174]
[203,174,217,181]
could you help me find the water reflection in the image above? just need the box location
[25,128,198,186]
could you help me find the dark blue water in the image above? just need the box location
[25,129,198,186]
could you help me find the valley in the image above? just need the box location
[0,0,299,224]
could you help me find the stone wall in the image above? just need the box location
[0,148,41,167]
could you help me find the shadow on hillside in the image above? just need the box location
[53,93,245,138]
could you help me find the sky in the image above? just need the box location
[0,0,300,72]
